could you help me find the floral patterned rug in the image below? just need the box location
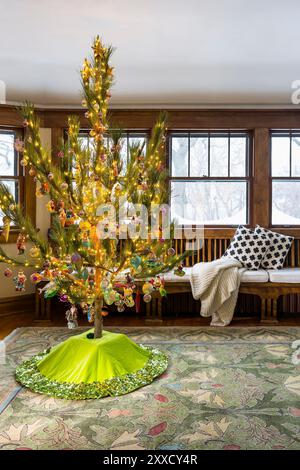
[0,326,300,450]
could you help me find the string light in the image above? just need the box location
[0,37,184,321]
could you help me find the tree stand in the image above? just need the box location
[15,329,168,400]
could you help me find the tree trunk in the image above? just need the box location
[94,297,103,339]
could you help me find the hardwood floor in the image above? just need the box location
[1,310,300,340]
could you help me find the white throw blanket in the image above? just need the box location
[190,258,246,326]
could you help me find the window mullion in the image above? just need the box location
[290,129,292,177]
[208,131,210,177]
[188,132,190,177]
[228,130,230,177]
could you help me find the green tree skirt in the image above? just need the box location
[15,330,168,400]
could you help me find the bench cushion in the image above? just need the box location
[241,269,269,283]
[162,267,268,283]
[268,268,300,283]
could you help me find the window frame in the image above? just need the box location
[167,129,253,228]
[0,126,35,240]
[270,129,300,228]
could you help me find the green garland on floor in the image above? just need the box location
[15,345,168,400]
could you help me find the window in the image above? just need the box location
[271,130,300,225]
[0,128,24,226]
[169,131,251,225]
[78,130,147,174]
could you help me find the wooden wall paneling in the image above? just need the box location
[0,294,35,316]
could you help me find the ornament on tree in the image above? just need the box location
[81,232,90,248]
[29,246,41,258]
[79,220,91,231]
[13,270,27,292]
[112,161,118,177]
[14,138,24,153]
[174,264,185,277]
[65,305,78,329]
[4,267,13,277]
[65,210,75,226]
[159,286,167,297]
[82,304,93,323]
[1,216,10,242]
[143,293,152,303]
[71,252,81,264]
[59,208,67,227]
[116,301,125,312]
[124,296,135,308]
[16,233,26,254]
[154,277,163,288]
[111,182,122,202]
[30,272,43,284]
[59,294,69,303]
[88,269,95,287]
[42,182,50,194]
[65,255,71,264]
[46,200,56,213]
[101,306,109,316]
[142,282,153,295]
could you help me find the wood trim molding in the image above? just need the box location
[2,105,300,130]
[0,105,44,127]
[0,293,35,317]
[42,108,300,130]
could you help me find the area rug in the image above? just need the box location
[0,326,300,450]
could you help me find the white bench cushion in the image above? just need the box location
[241,269,268,283]
[161,267,268,283]
[268,268,300,283]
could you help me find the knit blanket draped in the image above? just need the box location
[190,258,246,326]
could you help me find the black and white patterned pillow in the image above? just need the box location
[222,225,271,270]
[254,225,293,269]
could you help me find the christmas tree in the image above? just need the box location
[0,37,186,399]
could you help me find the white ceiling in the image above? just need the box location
[1,0,300,107]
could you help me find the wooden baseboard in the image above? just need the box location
[0,294,35,317]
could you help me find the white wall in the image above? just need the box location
[0,128,51,298]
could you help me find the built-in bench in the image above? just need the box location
[143,267,300,324]
[143,233,300,325]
